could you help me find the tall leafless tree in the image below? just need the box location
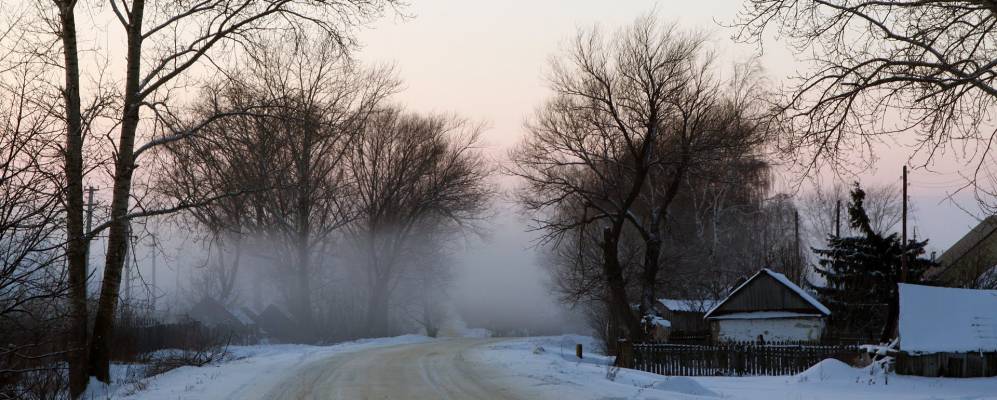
[510,15,705,341]
[30,0,404,393]
[160,35,399,339]
[511,15,775,341]
[0,29,72,398]
[347,107,492,336]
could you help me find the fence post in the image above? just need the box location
[616,339,633,368]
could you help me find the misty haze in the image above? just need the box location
[3,1,997,399]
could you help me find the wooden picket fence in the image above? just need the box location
[620,341,859,376]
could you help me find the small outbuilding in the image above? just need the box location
[255,304,298,343]
[895,284,997,377]
[704,268,831,343]
[655,298,717,339]
[187,297,244,328]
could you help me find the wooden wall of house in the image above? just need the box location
[712,274,818,315]
[661,309,710,336]
[896,352,997,378]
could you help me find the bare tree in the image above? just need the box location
[347,107,492,336]
[510,15,705,341]
[0,38,68,399]
[512,15,775,341]
[735,0,997,208]
[160,35,399,339]
[30,0,404,392]
[802,182,902,246]
[400,231,455,338]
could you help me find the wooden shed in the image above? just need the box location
[705,268,831,343]
[895,284,997,377]
[655,298,717,340]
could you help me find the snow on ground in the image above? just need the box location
[472,335,997,400]
[87,333,997,399]
[86,334,432,400]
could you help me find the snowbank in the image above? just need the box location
[471,335,719,399]
[475,335,997,400]
[100,335,432,399]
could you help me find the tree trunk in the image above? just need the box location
[639,236,662,318]
[57,1,89,396]
[602,227,641,342]
[295,238,314,341]
[89,0,145,382]
[880,287,899,343]
[365,278,390,337]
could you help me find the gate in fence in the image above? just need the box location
[619,341,859,376]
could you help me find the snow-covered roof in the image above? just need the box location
[231,308,257,326]
[898,283,997,353]
[705,268,831,319]
[658,298,718,313]
[707,311,824,320]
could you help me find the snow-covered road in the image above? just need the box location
[112,335,997,400]
[256,338,524,399]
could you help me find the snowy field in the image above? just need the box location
[90,334,997,399]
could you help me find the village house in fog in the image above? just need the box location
[895,284,997,377]
[704,269,831,343]
[927,216,997,287]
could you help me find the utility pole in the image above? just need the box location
[835,199,841,237]
[123,223,132,313]
[84,186,96,290]
[901,165,909,283]
[794,209,801,283]
[149,234,156,312]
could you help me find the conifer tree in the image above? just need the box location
[811,183,935,342]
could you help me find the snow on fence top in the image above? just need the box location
[704,268,831,319]
[899,283,997,354]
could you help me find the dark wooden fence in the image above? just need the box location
[111,316,258,362]
[619,341,860,376]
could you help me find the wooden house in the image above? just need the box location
[895,284,997,377]
[256,303,298,342]
[926,216,997,287]
[704,268,831,343]
[655,298,717,340]
[187,297,244,328]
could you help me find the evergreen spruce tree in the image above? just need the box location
[810,183,936,342]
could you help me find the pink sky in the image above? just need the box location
[356,0,983,251]
[353,0,987,325]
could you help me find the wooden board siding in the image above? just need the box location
[929,216,997,286]
[710,273,821,317]
[897,352,997,378]
[661,309,710,334]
